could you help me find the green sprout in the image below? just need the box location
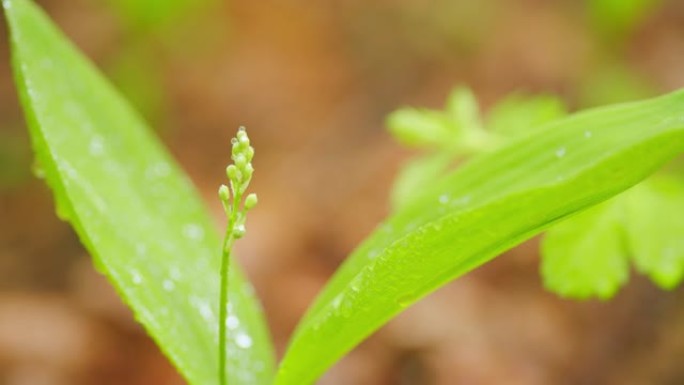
[217,127,258,385]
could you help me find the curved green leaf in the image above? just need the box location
[3,0,274,384]
[276,90,684,384]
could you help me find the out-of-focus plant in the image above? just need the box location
[579,0,665,108]
[4,1,684,385]
[387,87,566,209]
[587,0,662,44]
[103,0,224,124]
[105,0,212,31]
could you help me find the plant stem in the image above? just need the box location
[218,244,230,385]
[219,188,241,385]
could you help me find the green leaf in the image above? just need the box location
[625,176,684,289]
[386,107,453,148]
[486,94,566,138]
[389,151,453,211]
[445,86,482,134]
[541,199,628,299]
[3,1,274,384]
[275,91,684,385]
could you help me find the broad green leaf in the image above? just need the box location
[3,1,274,384]
[541,199,628,299]
[275,90,684,385]
[486,94,566,138]
[626,176,684,288]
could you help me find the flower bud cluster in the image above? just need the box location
[218,127,257,241]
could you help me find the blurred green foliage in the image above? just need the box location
[104,0,216,31]
[387,87,566,210]
[588,0,661,43]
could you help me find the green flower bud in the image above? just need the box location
[234,153,247,169]
[218,184,230,202]
[245,193,258,210]
[226,164,239,182]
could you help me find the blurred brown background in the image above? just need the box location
[2,0,684,384]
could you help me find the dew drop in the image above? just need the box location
[439,194,450,204]
[89,136,104,156]
[182,223,205,241]
[555,147,566,158]
[146,162,171,179]
[368,249,379,260]
[397,292,418,308]
[235,332,253,349]
[454,195,471,206]
[226,315,240,330]
[163,279,175,291]
[198,302,213,321]
[131,270,143,285]
[169,266,181,280]
[397,296,412,308]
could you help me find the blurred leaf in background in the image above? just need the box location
[578,62,657,108]
[578,0,664,108]
[387,86,566,210]
[101,0,225,125]
[588,0,662,43]
[104,0,217,32]
[542,174,684,298]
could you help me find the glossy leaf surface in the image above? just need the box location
[276,90,684,385]
[3,0,274,383]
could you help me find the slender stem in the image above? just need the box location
[219,188,242,385]
[218,245,230,385]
